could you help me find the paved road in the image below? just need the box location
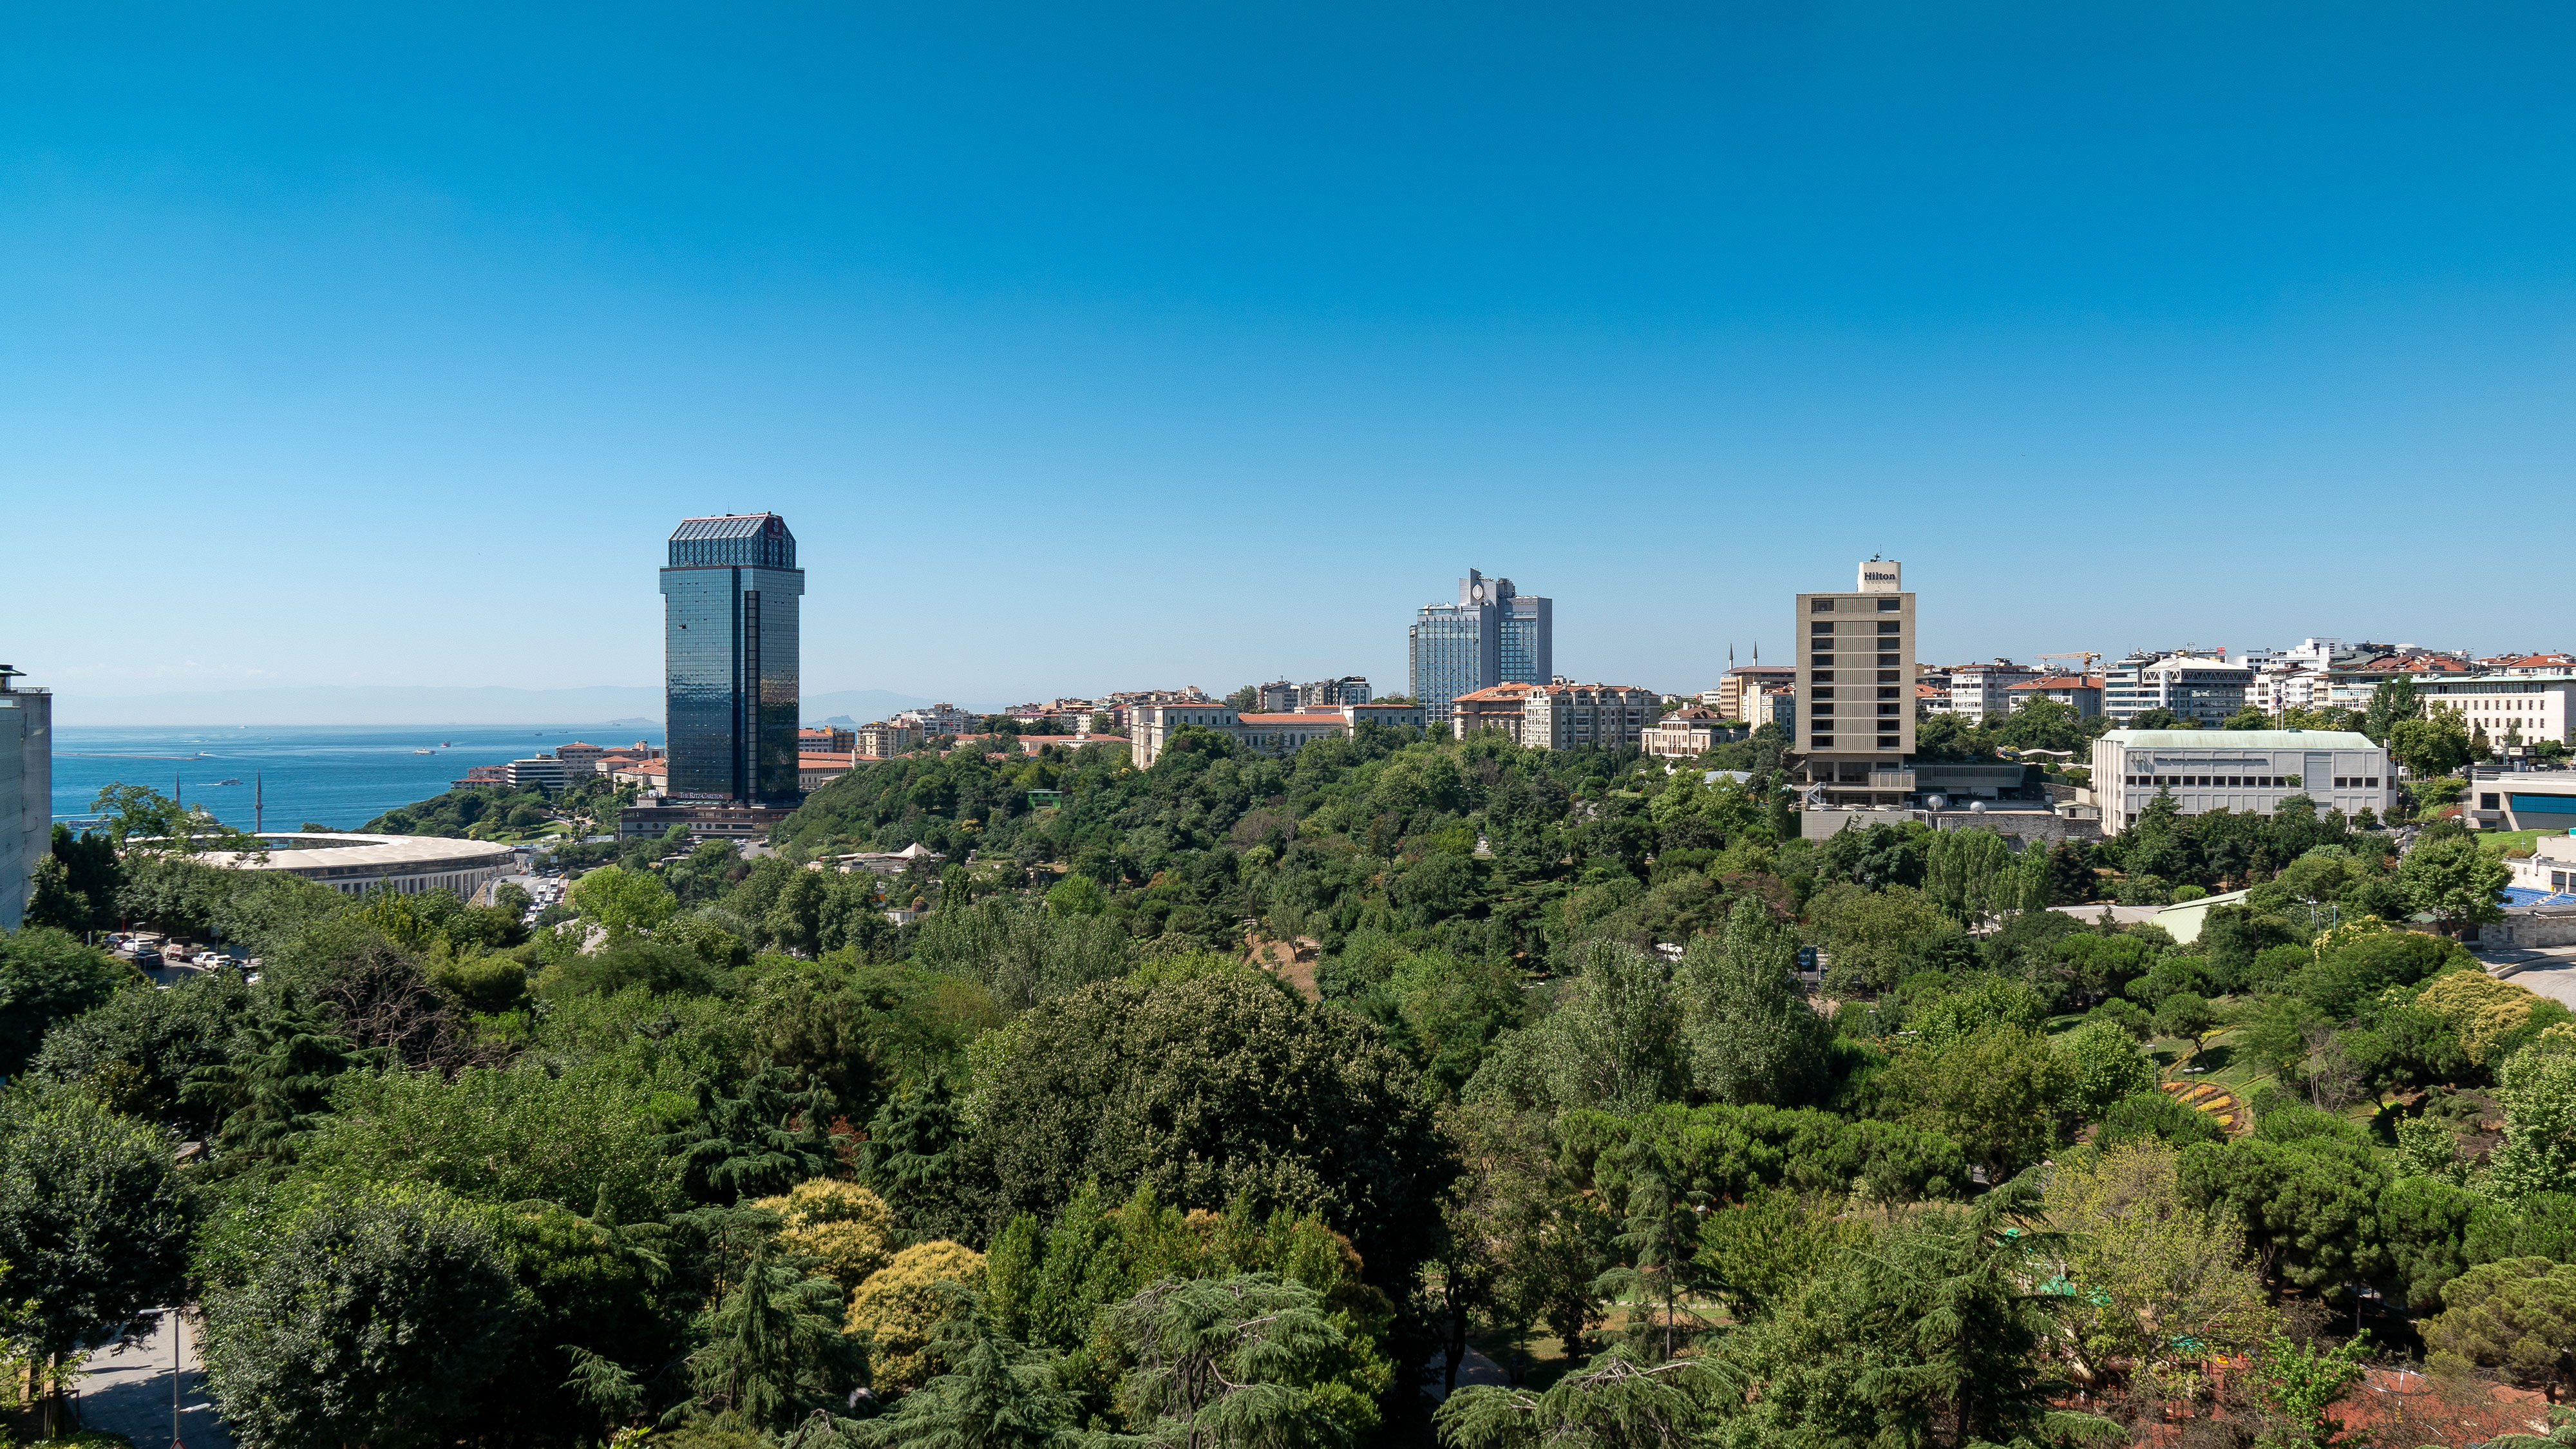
[2480,944,2576,1010]
[74,1312,232,1449]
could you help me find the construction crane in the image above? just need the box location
[2037,651,2101,675]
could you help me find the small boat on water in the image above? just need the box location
[413,750,435,755]
[211,778,242,786]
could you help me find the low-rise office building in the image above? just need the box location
[799,726,856,755]
[2464,766,2576,831]
[617,799,793,842]
[2089,728,2392,834]
[197,832,519,898]
[2414,674,2576,747]
[500,756,580,791]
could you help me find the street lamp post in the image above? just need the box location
[139,1306,185,1448]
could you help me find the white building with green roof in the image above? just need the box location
[2088,728,2391,835]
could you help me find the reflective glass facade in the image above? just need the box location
[1408,570,1551,721]
[1410,608,1490,721]
[661,515,804,804]
[1499,596,1551,685]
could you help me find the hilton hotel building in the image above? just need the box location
[1791,560,1917,806]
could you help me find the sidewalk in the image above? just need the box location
[74,1311,231,1449]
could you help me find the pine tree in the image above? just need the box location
[691,1238,864,1432]
[661,1064,844,1203]
[1591,1151,1714,1363]
[856,1287,1079,1448]
[860,1077,967,1237]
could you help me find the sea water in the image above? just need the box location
[50,724,665,834]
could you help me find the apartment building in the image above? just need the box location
[1710,663,1795,722]
[892,704,981,738]
[1791,559,1915,805]
[797,726,857,755]
[1942,660,2045,724]
[2250,665,2322,717]
[1448,682,1659,750]
[2005,674,2104,716]
[854,721,920,757]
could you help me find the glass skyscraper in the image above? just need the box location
[661,514,805,804]
[1408,569,1552,721]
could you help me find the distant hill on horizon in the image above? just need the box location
[50,683,999,728]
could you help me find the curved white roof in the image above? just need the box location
[198,832,518,874]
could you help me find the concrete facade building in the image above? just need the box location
[2463,766,2576,831]
[0,668,49,933]
[799,726,856,755]
[1791,559,1915,805]
[2089,728,2392,833]
[1407,569,1552,723]
[661,513,804,804]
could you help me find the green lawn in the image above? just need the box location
[2480,828,2561,857]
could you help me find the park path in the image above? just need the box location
[74,1311,232,1449]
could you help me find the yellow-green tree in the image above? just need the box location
[845,1240,987,1392]
[755,1179,895,1293]
[2041,1142,2275,1394]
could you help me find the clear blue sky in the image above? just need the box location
[7,3,2573,708]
